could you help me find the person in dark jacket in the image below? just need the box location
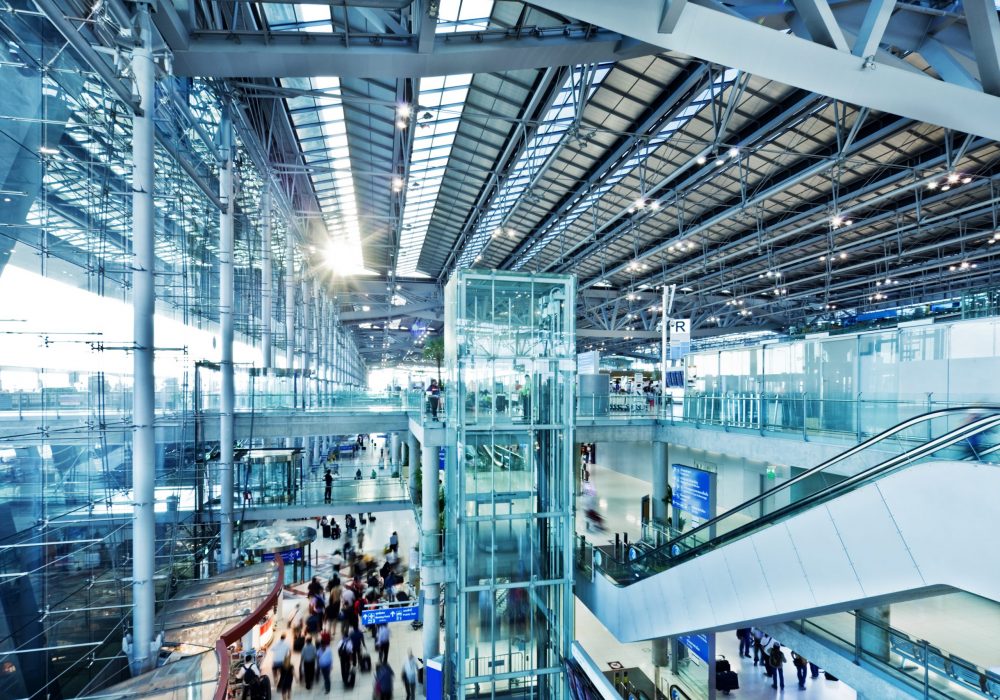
[792,651,808,689]
[300,637,317,690]
[769,643,786,690]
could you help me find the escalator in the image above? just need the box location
[575,407,1000,642]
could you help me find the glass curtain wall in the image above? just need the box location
[0,4,365,697]
[444,271,576,699]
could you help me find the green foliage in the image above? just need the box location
[422,337,445,384]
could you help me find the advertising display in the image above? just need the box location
[671,464,713,521]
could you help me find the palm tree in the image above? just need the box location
[422,337,444,385]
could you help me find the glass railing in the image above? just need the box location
[579,407,1000,586]
[213,473,410,510]
[798,611,999,700]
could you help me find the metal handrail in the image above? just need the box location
[591,406,1000,584]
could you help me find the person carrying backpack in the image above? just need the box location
[769,642,786,690]
[374,662,395,699]
[338,635,355,685]
[792,651,808,689]
[238,652,262,700]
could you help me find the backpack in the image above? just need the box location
[769,648,783,666]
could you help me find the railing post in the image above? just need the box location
[856,392,863,442]
[922,639,929,700]
[926,392,933,441]
[802,392,808,441]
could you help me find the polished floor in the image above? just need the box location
[255,437,434,699]
[577,460,1000,699]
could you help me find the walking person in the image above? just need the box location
[271,633,290,681]
[737,627,752,658]
[318,640,333,693]
[389,531,399,553]
[349,625,367,668]
[427,379,441,420]
[751,627,764,666]
[374,662,395,699]
[337,635,354,685]
[300,637,317,690]
[277,654,294,700]
[769,642,786,690]
[792,651,808,689]
[376,623,390,665]
[402,650,417,700]
[324,468,333,504]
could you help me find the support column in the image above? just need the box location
[652,441,670,541]
[301,280,312,408]
[421,442,440,665]
[390,432,401,470]
[218,106,235,572]
[407,432,419,501]
[284,234,296,371]
[261,184,273,369]
[129,1,157,674]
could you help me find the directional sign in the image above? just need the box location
[360,604,420,626]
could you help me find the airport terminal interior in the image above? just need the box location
[3,0,1000,698]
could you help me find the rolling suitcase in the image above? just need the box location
[717,669,739,694]
[345,668,356,688]
[360,652,372,673]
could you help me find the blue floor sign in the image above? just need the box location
[360,604,420,626]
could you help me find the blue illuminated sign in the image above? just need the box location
[671,464,712,521]
[360,605,420,626]
[678,633,710,663]
[438,446,446,471]
[262,548,302,563]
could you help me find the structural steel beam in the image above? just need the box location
[528,0,1000,140]
[170,29,656,78]
[963,0,1000,96]
[790,0,849,51]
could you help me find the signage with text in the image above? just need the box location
[678,633,710,663]
[360,604,420,626]
[668,318,691,360]
[671,463,712,521]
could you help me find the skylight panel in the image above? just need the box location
[455,64,612,269]
[395,74,474,276]
[512,69,740,270]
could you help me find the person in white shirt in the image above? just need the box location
[402,649,417,699]
[270,633,290,680]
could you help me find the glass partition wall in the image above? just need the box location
[444,271,576,699]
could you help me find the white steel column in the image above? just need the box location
[261,184,273,369]
[421,442,440,664]
[301,279,312,407]
[390,432,401,469]
[129,1,157,675]
[218,106,235,571]
[407,432,419,501]
[285,234,296,371]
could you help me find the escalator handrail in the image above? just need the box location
[663,413,1000,565]
[662,406,1000,553]
[601,407,1000,581]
